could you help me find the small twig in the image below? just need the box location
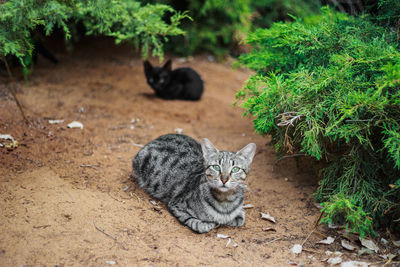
[383,260,400,266]
[302,211,325,246]
[129,191,142,202]
[352,176,358,195]
[266,237,282,244]
[1,56,30,125]
[301,228,316,246]
[346,115,377,123]
[275,153,306,163]
[302,248,319,253]
[345,119,374,122]
[313,230,328,238]
[79,164,100,169]
[33,224,51,229]
[93,221,128,250]
[275,111,298,117]
[276,113,303,127]
[313,211,324,229]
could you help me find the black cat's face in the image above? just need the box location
[144,60,172,91]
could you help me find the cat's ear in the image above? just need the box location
[201,138,219,159]
[237,143,256,164]
[144,60,152,72]
[163,59,172,72]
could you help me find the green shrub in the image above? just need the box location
[236,7,400,235]
[142,0,252,57]
[0,0,188,66]
[364,0,400,28]
[250,0,321,28]
[143,0,321,57]
[321,193,374,238]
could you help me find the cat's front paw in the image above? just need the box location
[189,220,216,234]
[227,216,245,227]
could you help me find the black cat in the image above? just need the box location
[143,59,204,100]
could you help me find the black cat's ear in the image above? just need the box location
[144,60,152,72]
[163,59,172,72]
[201,138,219,159]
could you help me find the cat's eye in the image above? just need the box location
[211,165,221,172]
[231,167,240,173]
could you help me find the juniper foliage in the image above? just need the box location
[142,0,321,57]
[0,0,188,65]
[236,7,400,235]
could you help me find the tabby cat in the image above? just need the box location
[132,134,256,233]
[143,59,204,100]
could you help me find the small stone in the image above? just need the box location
[291,244,302,255]
[327,257,342,265]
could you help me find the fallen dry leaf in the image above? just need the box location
[360,238,379,253]
[380,238,389,245]
[379,254,396,260]
[358,248,374,256]
[243,204,254,209]
[48,119,64,124]
[393,240,400,247]
[149,199,158,206]
[341,260,369,267]
[67,121,84,129]
[0,134,18,149]
[217,233,230,239]
[225,238,231,247]
[262,227,276,232]
[318,236,335,245]
[327,257,342,265]
[341,239,356,251]
[260,212,276,223]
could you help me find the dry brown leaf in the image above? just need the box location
[341,239,356,251]
[262,227,276,232]
[260,212,276,223]
[360,238,379,253]
[217,233,230,239]
[317,236,335,245]
[243,204,254,209]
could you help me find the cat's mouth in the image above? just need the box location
[213,185,236,193]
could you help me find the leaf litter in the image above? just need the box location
[0,134,18,149]
[262,227,276,232]
[67,121,84,129]
[327,257,342,265]
[260,212,276,223]
[341,239,356,251]
[359,238,379,253]
[318,236,335,245]
[217,233,230,239]
[341,260,369,267]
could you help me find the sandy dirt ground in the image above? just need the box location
[0,38,393,266]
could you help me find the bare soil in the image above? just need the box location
[0,38,384,266]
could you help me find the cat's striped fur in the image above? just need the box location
[132,134,256,233]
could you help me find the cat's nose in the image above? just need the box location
[220,176,229,184]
